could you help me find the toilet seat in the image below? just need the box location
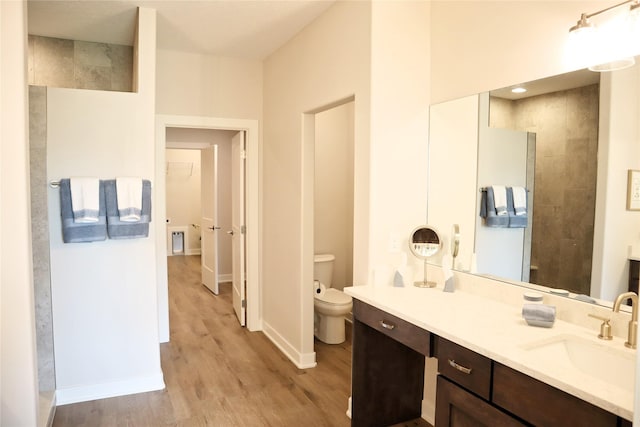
[314,288,352,305]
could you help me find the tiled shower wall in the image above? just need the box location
[28,35,133,92]
[491,84,600,295]
[29,86,55,394]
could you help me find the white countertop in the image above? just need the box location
[344,284,635,421]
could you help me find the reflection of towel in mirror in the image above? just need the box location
[480,187,509,228]
[507,187,527,228]
[492,185,508,216]
[512,186,527,216]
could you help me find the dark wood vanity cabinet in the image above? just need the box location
[351,300,631,427]
[351,300,430,427]
[435,336,621,427]
[435,376,525,427]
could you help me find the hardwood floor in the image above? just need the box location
[53,255,352,426]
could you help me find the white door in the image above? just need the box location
[231,132,246,325]
[201,145,220,294]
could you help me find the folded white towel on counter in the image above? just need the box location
[492,185,508,216]
[116,177,143,222]
[512,186,527,216]
[70,177,100,223]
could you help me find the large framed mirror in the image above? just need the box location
[426,57,640,306]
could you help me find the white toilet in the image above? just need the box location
[313,253,353,344]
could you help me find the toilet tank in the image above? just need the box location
[314,253,335,288]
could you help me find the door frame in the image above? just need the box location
[155,115,261,341]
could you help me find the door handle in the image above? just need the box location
[227,230,234,235]
[208,226,221,231]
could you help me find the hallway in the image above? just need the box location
[53,255,352,426]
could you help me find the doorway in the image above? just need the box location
[304,98,355,355]
[155,115,261,341]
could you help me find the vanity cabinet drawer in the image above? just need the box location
[436,375,526,427]
[436,336,492,400]
[353,300,430,356]
[493,363,618,427]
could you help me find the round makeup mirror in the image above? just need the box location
[409,225,442,287]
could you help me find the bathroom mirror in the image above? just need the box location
[409,225,442,288]
[427,58,640,305]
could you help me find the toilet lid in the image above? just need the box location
[316,288,352,305]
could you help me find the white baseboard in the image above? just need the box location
[218,273,232,283]
[56,372,165,405]
[186,248,201,256]
[38,391,56,427]
[262,321,316,369]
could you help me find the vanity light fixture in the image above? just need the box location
[568,0,640,71]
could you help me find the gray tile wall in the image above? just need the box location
[28,35,133,92]
[29,86,56,393]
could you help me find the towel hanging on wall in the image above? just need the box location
[69,177,100,223]
[116,177,143,222]
[59,179,107,243]
[104,179,152,239]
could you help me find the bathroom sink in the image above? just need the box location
[522,334,636,391]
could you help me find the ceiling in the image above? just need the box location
[27,0,335,60]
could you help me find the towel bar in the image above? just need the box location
[49,180,61,188]
[479,187,529,192]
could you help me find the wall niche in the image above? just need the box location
[28,35,133,92]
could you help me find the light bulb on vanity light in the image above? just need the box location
[566,1,639,72]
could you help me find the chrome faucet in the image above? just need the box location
[613,291,638,349]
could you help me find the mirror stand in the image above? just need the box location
[415,259,436,288]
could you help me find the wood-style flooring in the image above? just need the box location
[53,255,353,427]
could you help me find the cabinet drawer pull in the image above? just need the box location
[379,320,396,330]
[448,359,473,375]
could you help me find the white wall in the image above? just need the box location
[0,1,39,425]
[314,102,354,291]
[154,48,264,341]
[261,0,429,371]
[166,149,202,255]
[431,1,633,103]
[369,1,430,277]
[263,1,372,367]
[156,49,263,119]
[46,9,163,405]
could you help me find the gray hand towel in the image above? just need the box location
[480,187,509,228]
[59,179,107,243]
[522,303,556,328]
[507,187,527,228]
[104,179,152,239]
